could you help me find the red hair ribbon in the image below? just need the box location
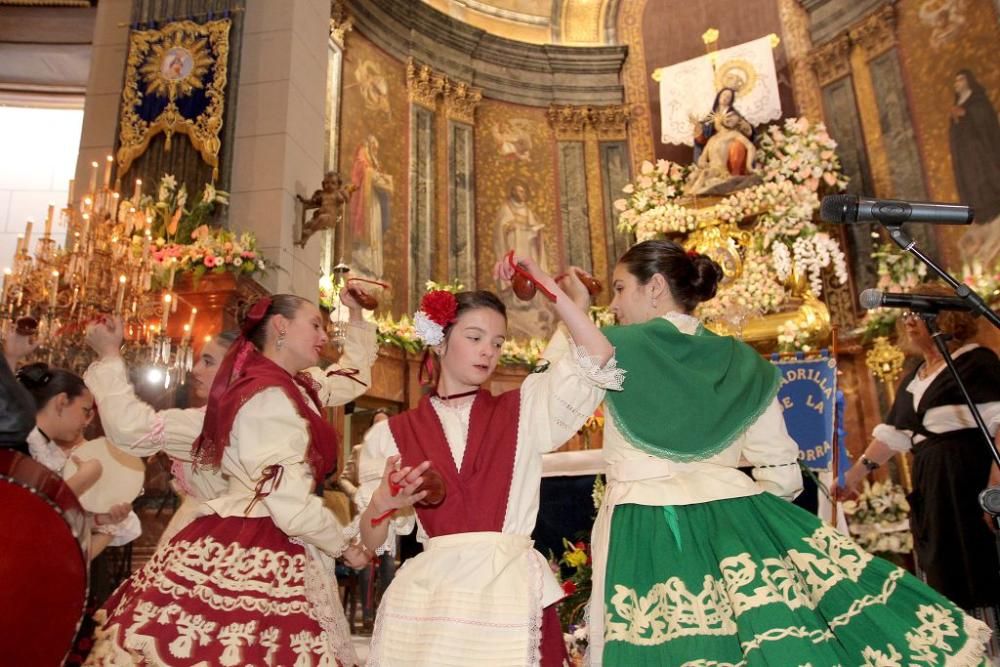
[241,296,272,336]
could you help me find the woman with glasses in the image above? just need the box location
[839,284,1000,659]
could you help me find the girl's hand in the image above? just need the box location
[370,455,430,515]
[95,501,131,526]
[557,267,592,310]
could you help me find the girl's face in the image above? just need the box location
[438,307,507,389]
[51,389,95,443]
[609,265,654,325]
[190,339,228,400]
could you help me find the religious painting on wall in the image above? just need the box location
[475,102,561,341]
[117,18,231,180]
[896,0,1000,270]
[338,35,408,313]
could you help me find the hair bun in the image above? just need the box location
[689,254,723,303]
[16,362,52,389]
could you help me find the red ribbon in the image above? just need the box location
[370,474,403,527]
[244,463,285,514]
[506,251,557,303]
[325,367,368,387]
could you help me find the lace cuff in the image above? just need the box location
[872,423,913,453]
[96,510,142,546]
[569,342,626,391]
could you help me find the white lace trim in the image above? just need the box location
[413,311,445,346]
[569,342,625,391]
[27,428,69,472]
[294,540,361,666]
[96,510,142,546]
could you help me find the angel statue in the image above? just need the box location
[296,171,356,248]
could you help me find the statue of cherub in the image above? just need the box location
[296,171,356,248]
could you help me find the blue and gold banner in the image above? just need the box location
[773,356,838,471]
[117,18,231,179]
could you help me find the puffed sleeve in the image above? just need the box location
[231,389,348,557]
[302,321,379,407]
[740,399,803,500]
[347,420,417,555]
[520,328,625,454]
[84,356,204,460]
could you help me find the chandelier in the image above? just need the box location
[1,156,197,387]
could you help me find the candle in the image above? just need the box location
[70,285,79,314]
[1,267,10,306]
[14,235,23,257]
[50,270,59,308]
[67,179,75,206]
[103,155,113,189]
[187,306,197,332]
[182,323,191,341]
[115,274,127,314]
[44,205,55,238]
[23,220,33,254]
[89,161,99,196]
[132,179,142,205]
[162,293,172,331]
[111,192,120,223]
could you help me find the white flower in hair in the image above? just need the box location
[413,311,445,346]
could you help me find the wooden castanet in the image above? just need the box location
[414,464,446,507]
[346,286,378,310]
[0,450,88,665]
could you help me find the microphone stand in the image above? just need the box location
[884,224,1000,330]
[882,224,1000,557]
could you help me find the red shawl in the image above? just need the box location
[192,298,338,483]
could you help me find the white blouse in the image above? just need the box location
[599,312,803,506]
[203,384,349,557]
[27,427,142,546]
[355,339,625,553]
[872,344,1000,452]
[83,321,379,501]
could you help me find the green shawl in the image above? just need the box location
[603,317,780,462]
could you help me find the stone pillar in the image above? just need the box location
[229,0,330,297]
[73,0,130,199]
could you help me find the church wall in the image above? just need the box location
[338,33,410,316]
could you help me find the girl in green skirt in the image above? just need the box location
[576,239,990,666]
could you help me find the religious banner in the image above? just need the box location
[773,356,838,471]
[117,18,231,179]
[656,35,782,146]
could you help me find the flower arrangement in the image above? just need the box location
[499,337,546,367]
[776,318,814,354]
[614,118,849,322]
[961,260,1000,305]
[138,174,229,243]
[373,313,423,355]
[858,234,930,342]
[698,246,787,325]
[556,538,592,628]
[841,479,913,556]
[145,224,265,283]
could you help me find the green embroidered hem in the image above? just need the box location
[603,493,991,666]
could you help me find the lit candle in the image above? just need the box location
[44,205,55,238]
[89,161,99,195]
[1,267,10,306]
[187,306,197,332]
[132,179,142,206]
[103,155,113,189]
[182,323,191,342]
[115,274,127,314]
[111,192,120,223]
[67,179,75,206]
[50,270,59,308]
[162,293,172,331]
[23,220,33,255]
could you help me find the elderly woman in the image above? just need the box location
[841,283,1000,659]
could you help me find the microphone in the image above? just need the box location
[859,289,973,313]
[821,194,974,225]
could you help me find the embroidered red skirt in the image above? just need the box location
[85,514,356,666]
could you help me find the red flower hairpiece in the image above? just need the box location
[419,290,458,327]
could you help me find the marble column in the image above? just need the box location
[228,0,330,296]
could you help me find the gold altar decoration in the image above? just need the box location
[117,18,231,180]
[1,160,198,386]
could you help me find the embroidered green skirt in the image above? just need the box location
[603,492,991,666]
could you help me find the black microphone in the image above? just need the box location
[821,194,974,225]
[859,289,974,313]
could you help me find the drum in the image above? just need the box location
[62,436,145,513]
[0,450,88,666]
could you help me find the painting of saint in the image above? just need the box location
[950,69,1000,265]
[493,179,554,339]
[918,0,967,49]
[349,135,393,278]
